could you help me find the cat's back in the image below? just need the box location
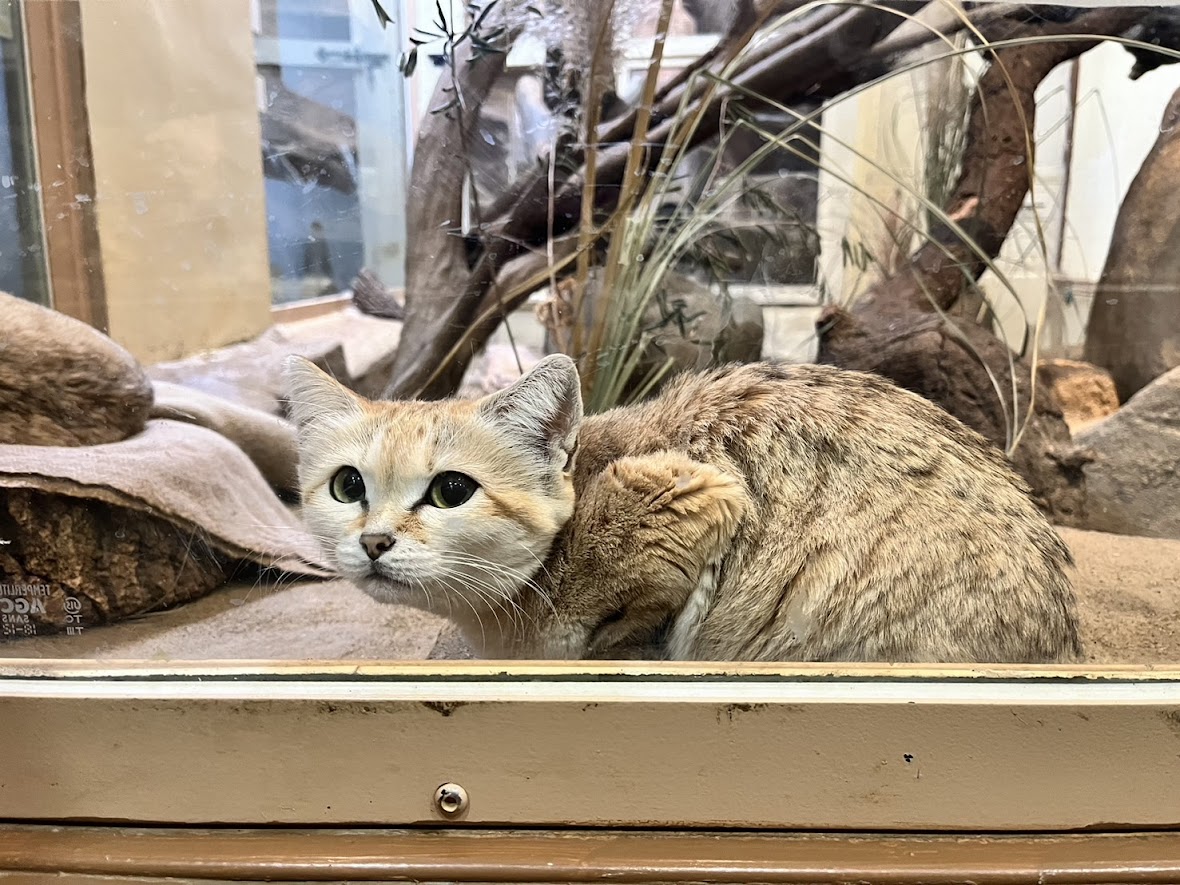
[579,361,1010,479]
[579,362,1081,664]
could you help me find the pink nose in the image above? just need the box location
[359,533,394,561]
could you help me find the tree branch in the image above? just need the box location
[384,4,1142,402]
[852,6,1145,322]
[383,22,513,398]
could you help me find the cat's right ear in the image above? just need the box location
[281,355,364,434]
[479,354,583,472]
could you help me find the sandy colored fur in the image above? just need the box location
[285,356,1082,664]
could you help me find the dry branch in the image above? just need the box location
[384,2,919,400]
[817,6,1143,522]
[388,25,513,398]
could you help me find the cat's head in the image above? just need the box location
[282,354,582,639]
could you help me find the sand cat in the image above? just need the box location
[284,354,1082,663]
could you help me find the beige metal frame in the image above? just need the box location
[6,825,1180,883]
[2,660,1179,831]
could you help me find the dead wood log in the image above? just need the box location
[384,26,513,400]
[1082,86,1180,403]
[817,8,1142,523]
[351,268,404,320]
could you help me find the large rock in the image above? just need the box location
[458,344,543,400]
[149,309,403,408]
[150,381,301,498]
[0,487,234,637]
[0,292,153,446]
[1038,358,1120,434]
[148,326,350,416]
[643,284,764,378]
[0,418,332,639]
[1076,366,1180,540]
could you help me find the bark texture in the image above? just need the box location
[384,3,918,400]
[817,8,1141,522]
[1083,86,1180,403]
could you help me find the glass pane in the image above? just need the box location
[0,0,47,305]
[258,0,407,305]
[283,0,350,41]
[0,0,1177,675]
[261,63,364,302]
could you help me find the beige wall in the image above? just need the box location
[837,72,925,302]
[80,0,271,363]
[1063,42,1180,282]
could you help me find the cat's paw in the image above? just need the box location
[594,452,750,560]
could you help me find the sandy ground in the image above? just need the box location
[1060,527,1180,665]
[0,526,1175,665]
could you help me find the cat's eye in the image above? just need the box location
[330,466,366,504]
[426,471,479,508]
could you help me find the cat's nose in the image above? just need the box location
[359,532,395,561]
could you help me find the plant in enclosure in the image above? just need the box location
[367,0,1176,523]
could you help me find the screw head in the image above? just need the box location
[434,782,469,817]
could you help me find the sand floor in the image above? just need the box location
[0,526,1176,665]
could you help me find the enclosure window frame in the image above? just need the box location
[7,824,1180,882]
[21,0,108,330]
[2,659,1179,831]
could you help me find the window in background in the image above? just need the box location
[0,0,48,306]
[254,0,409,305]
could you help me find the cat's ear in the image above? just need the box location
[281,355,364,433]
[479,354,582,471]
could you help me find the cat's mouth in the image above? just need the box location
[357,569,416,603]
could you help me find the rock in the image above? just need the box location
[644,283,765,377]
[0,291,153,446]
[458,344,543,400]
[150,381,301,497]
[0,487,233,638]
[149,326,351,415]
[428,621,478,659]
[1075,366,1180,540]
[1038,358,1120,434]
[0,417,331,640]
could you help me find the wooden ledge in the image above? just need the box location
[4,658,1180,682]
[2,826,1180,882]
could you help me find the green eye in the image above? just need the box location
[330,466,366,503]
[427,471,479,508]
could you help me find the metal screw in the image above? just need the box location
[434,782,469,817]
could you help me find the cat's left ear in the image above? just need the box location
[479,354,582,472]
[281,355,364,436]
